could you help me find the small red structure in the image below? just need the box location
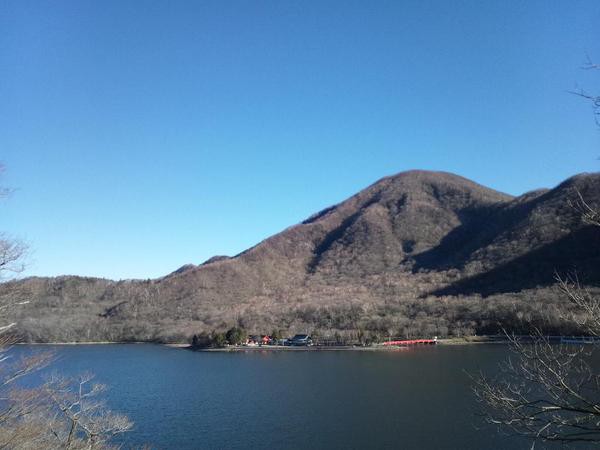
[383,338,437,346]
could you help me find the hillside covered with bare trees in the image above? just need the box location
[2,170,599,343]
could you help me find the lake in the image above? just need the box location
[15,345,535,449]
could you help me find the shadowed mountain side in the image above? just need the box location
[408,202,506,272]
[430,225,600,297]
[411,174,600,276]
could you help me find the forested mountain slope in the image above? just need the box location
[2,170,599,342]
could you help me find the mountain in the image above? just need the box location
[2,170,599,343]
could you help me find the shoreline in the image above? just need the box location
[15,336,515,349]
[16,341,190,347]
[189,337,507,351]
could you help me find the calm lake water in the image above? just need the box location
[15,345,539,449]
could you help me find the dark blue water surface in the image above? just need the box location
[15,344,530,449]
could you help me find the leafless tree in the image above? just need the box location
[0,167,135,449]
[568,55,600,127]
[474,329,600,447]
[0,235,27,279]
[569,190,600,229]
[475,63,600,447]
[42,372,133,449]
[0,168,54,446]
[474,244,600,447]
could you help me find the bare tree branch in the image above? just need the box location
[475,179,600,446]
[0,167,135,449]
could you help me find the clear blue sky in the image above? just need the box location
[1,0,599,280]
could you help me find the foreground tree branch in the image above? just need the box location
[0,167,135,449]
[474,331,600,447]
[475,197,600,447]
[475,59,600,448]
[43,373,133,449]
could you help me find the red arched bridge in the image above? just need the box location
[383,338,437,346]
